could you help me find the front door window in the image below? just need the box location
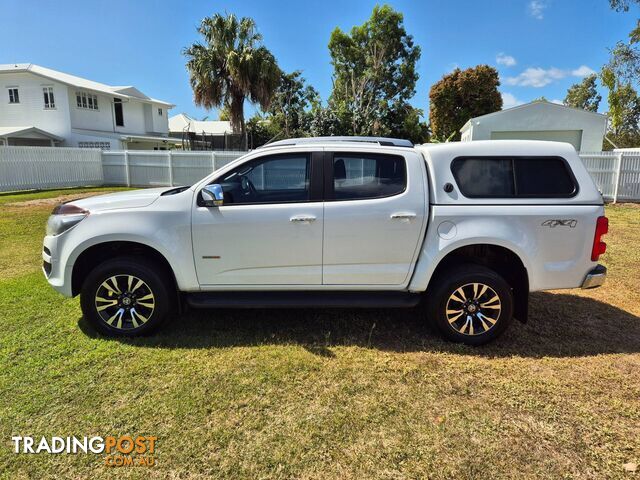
[218,154,311,205]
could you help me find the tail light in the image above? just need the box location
[591,216,608,261]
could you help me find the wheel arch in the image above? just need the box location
[424,243,530,322]
[71,240,179,299]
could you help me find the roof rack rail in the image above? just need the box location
[259,136,413,149]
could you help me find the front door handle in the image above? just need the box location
[390,212,416,220]
[290,215,316,223]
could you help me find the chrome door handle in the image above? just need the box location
[290,215,316,223]
[390,212,416,220]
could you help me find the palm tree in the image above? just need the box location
[184,13,280,137]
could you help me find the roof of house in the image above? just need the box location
[460,100,607,132]
[0,63,174,107]
[0,126,64,141]
[169,113,232,135]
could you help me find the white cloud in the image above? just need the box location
[551,99,564,105]
[505,65,596,87]
[505,67,565,87]
[496,53,517,67]
[528,0,547,19]
[571,65,596,77]
[501,92,524,109]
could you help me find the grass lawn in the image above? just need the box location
[0,187,639,479]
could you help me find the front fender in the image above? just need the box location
[58,208,198,294]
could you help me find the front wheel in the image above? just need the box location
[80,257,173,337]
[427,264,514,345]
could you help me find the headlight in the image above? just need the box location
[46,204,89,236]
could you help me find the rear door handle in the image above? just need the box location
[390,212,416,220]
[290,215,316,223]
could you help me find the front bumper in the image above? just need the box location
[581,264,607,289]
[42,235,73,297]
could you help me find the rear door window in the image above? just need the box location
[330,153,406,200]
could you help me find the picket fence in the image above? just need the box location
[579,149,640,202]
[101,150,244,187]
[0,147,245,192]
[0,145,639,202]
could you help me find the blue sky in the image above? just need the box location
[2,0,637,120]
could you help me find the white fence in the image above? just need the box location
[579,149,640,202]
[0,146,103,192]
[0,147,246,192]
[101,150,243,188]
[1,145,640,202]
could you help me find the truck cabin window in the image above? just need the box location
[331,153,406,200]
[451,156,577,198]
[218,154,311,205]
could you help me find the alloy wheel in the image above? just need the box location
[445,282,502,336]
[94,274,155,330]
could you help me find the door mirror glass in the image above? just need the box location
[201,184,224,207]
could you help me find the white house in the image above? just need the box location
[169,113,232,136]
[460,100,608,152]
[168,113,237,150]
[0,63,181,150]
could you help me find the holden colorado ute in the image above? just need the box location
[43,137,608,345]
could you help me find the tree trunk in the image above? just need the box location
[230,94,245,136]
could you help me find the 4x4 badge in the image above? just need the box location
[542,219,577,228]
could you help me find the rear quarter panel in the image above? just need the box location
[408,204,604,292]
[411,141,605,292]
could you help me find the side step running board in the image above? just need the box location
[186,291,421,309]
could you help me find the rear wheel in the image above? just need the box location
[80,257,173,336]
[428,264,513,345]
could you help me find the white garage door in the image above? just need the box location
[490,130,583,151]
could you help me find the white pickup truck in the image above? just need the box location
[43,137,608,345]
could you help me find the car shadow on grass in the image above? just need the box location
[78,291,640,358]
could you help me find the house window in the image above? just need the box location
[43,87,55,109]
[78,141,111,150]
[8,88,19,103]
[76,91,98,110]
[158,108,163,116]
[114,98,124,126]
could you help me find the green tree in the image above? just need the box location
[268,70,319,137]
[606,0,640,84]
[603,0,640,148]
[383,103,429,143]
[183,13,281,137]
[601,67,640,148]
[428,65,503,141]
[247,113,281,148]
[307,103,345,137]
[328,5,421,137]
[605,41,640,86]
[564,74,602,111]
[609,0,640,11]
[218,105,231,121]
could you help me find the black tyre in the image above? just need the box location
[427,264,513,346]
[80,256,173,337]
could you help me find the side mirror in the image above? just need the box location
[201,184,224,207]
